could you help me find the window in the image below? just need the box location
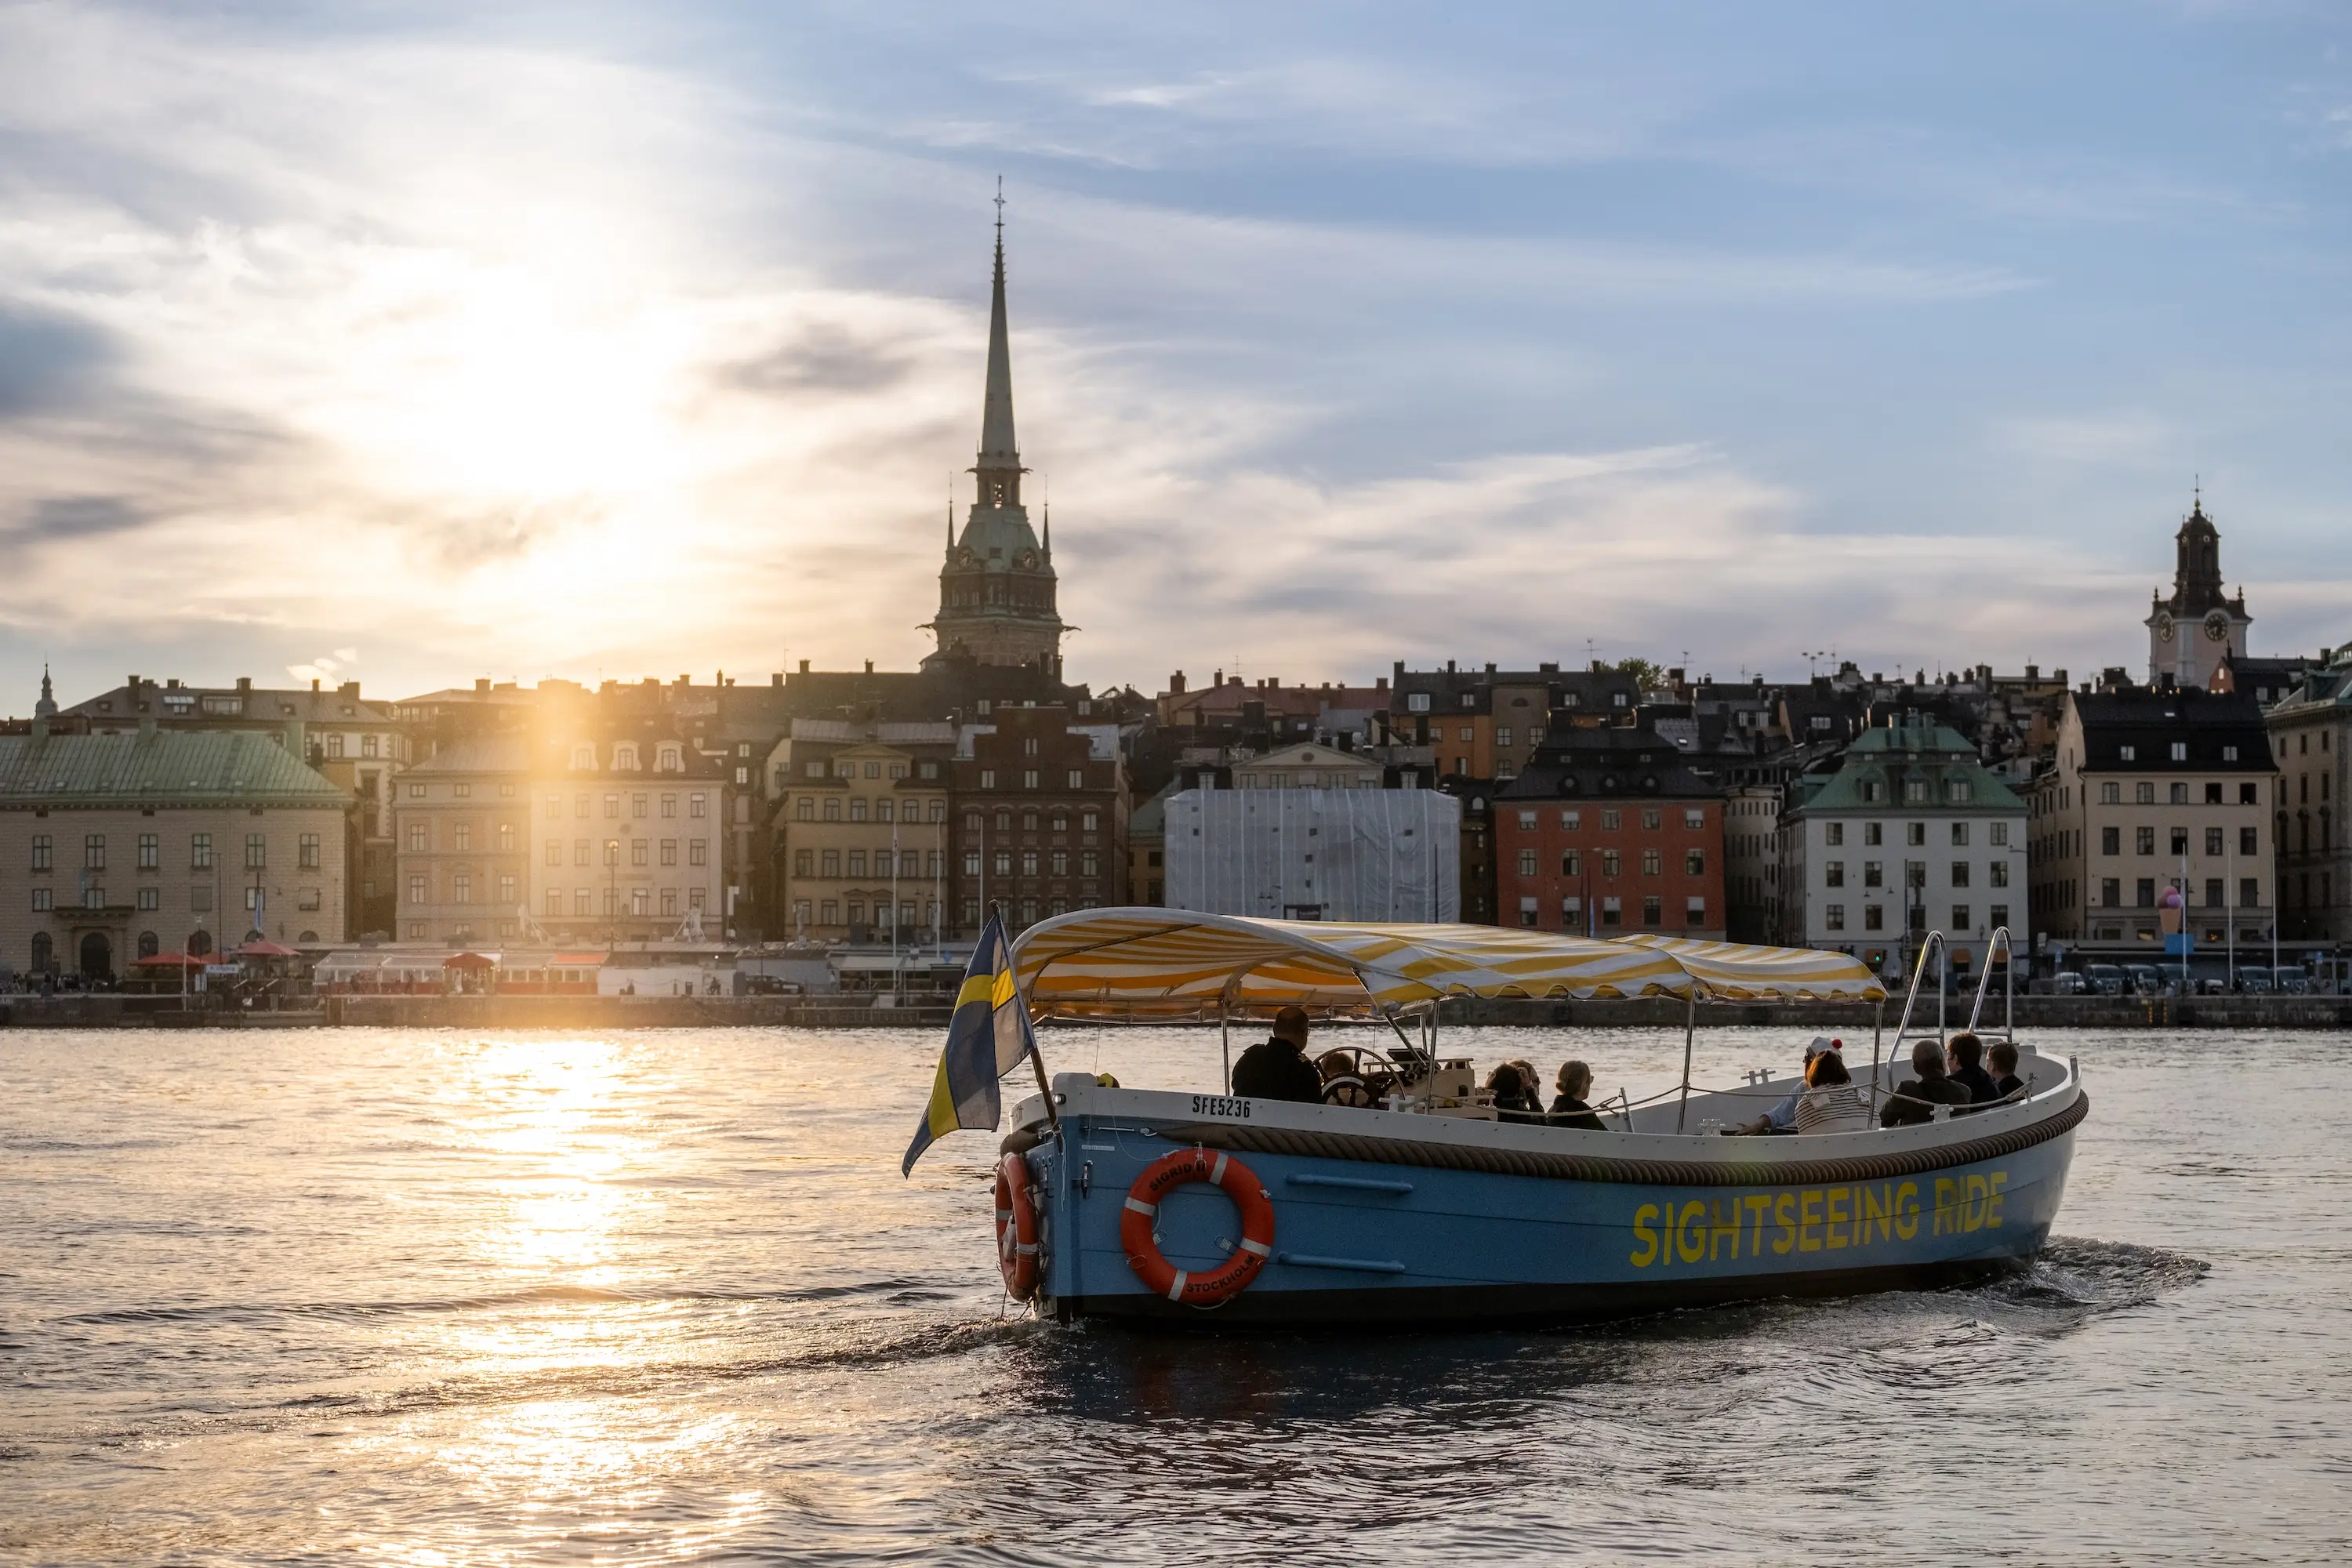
[1989,904,2009,931]
[2102,826,2120,855]
[2241,826,2259,855]
[1864,905,1885,931]
[1825,903,1846,931]
[1685,849,1705,875]
[1517,810,1537,830]
[191,885,212,913]
[453,822,472,851]
[1023,771,1040,789]
[362,735,378,758]
[2205,826,2224,857]
[1685,897,1706,927]
[138,888,160,913]
[30,888,50,912]
[299,833,321,869]
[1562,850,1582,877]
[794,797,814,822]
[604,793,620,818]
[2240,782,2258,805]
[1864,861,1884,887]
[1907,822,1926,847]
[452,872,472,904]
[575,840,590,866]
[661,840,677,866]
[2136,878,2155,908]
[1825,822,1844,847]
[1050,849,1069,875]
[1598,849,1621,877]
[408,874,426,905]
[1947,779,1973,804]
[630,839,649,867]
[2136,826,2155,856]
[1990,861,2009,888]
[1684,809,1704,829]
[1640,848,1662,876]
[690,794,707,818]
[574,889,592,916]
[408,783,426,799]
[2136,782,2156,805]
[545,888,562,916]
[1516,850,1537,876]
[1641,809,1661,831]
[245,834,266,870]
[661,887,678,917]
[1022,851,1040,876]
[82,834,105,870]
[2119,745,2137,762]
[1951,822,1969,847]
[2203,877,2223,909]
[2205,782,2223,804]
[849,797,869,822]
[1601,810,1621,831]
[1080,851,1099,877]
[994,850,1011,877]
[2241,877,2259,908]
[1407,692,1431,713]
[191,833,212,870]
[1642,895,1662,927]
[1561,810,1582,830]
[407,822,430,853]
[2169,742,2188,762]
[1990,822,2009,848]
[822,798,841,822]
[1826,861,1845,887]
[1067,769,1084,789]
[1600,895,1622,927]
[1951,861,1970,887]
[1952,904,1972,931]
[688,840,707,866]
[2168,782,2188,805]
[2102,877,2120,908]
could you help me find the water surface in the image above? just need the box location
[2,1025,2344,1564]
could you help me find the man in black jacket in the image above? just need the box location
[1231,1006,1324,1104]
[1881,1038,1974,1127]
[1946,1032,2000,1105]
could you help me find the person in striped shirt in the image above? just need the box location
[1795,1048,1871,1134]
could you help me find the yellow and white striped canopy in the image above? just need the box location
[1008,909,1885,1019]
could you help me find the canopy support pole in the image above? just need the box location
[1870,995,1885,1120]
[1675,988,1697,1134]
[1027,1023,1059,1128]
[1220,998,1232,1095]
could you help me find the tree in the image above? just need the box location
[1610,657,1666,692]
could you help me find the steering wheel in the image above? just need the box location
[1321,1075,1379,1109]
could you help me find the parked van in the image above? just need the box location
[2084,964,2125,996]
[2125,964,2164,996]
[2239,966,2275,993]
[2047,971,2088,996]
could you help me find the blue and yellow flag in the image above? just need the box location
[902,914,1036,1176]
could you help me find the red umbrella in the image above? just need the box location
[133,951,207,968]
[237,940,300,958]
[444,951,499,970]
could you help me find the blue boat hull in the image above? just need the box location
[1014,1080,2082,1328]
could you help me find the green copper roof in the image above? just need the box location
[0,729,349,808]
[1788,722,2023,816]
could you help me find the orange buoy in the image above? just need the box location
[995,1152,1041,1300]
[1120,1148,1276,1307]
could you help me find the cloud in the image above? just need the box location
[0,303,118,418]
[8,493,147,541]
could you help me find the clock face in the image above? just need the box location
[2157,614,2175,643]
[2205,612,2230,642]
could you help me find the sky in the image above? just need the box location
[1,1,2348,709]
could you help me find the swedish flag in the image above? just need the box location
[902,914,1037,1176]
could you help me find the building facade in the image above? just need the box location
[2268,648,2352,942]
[0,726,350,977]
[1494,725,1724,938]
[1723,782,1784,945]
[1163,786,1461,922]
[1231,741,1385,790]
[2026,685,2276,956]
[925,212,1065,673]
[952,706,1127,932]
[1781,720,2025,977]
[769,721,955,943]
[392,739,531,946]
[2146,495,2252,689]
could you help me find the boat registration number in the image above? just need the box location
[1189,1095,1253,1120]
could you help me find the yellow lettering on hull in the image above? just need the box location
[1626,1169,2009,1269]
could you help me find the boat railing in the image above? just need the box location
[1873,930,1947,1120]
[1965,924,2016,1043]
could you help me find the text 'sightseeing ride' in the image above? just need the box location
[988,912,2082,1325]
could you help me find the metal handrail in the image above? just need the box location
[1875,930,1947,1105]
[1966,925,2016,1043]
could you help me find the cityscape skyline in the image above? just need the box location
[2,3,2347,706]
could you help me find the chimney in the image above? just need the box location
[475,677,490,694]
[771,672,783,687]
[127,674,140,695]
[339,681,360,698]
[1446,659,1457,673]
[284,719,306,756]
[235,676,252,693]
[864,659,874,674]
[1538,662,1557,674]
[2025,665,2039,681]
[1213,669,1223,687]
[1376,676,1388,691]
[799,659,811,673]
[1485,662,1496,675]
[1170,670,1187,695]
[310,678,320,691]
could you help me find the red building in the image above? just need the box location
[952,704,1129,933]
[1496,725,1725,938]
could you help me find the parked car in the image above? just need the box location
[2084,964,2125,996]
[2238,967,2275,993]
[2047,971,2088,996]
[2277,968,2310,996]
[2125,964,2165,997]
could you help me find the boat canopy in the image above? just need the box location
[1010,910,1886,1020]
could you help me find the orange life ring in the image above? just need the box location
[995,1152,1041,1301]
[1120,1148,1276,1307]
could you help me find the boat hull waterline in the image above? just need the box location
[1007,1061,2083,1327]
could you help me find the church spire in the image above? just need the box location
[34,662,56,719]
[975,179,1021,495]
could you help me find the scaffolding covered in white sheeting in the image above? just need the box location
[1163,787,1460,923]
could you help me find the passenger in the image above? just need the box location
[1730,1036,1839,1135]
[1549,1060,1607,1131]
[1947,1033,2001,1105]
[1987,1040,2027,1101]
[1486,1063,1545,1124]
[1508,1059,1544,1113]
[1794,1049,1870,1134]
[1230,1006,1324,1104]
[1881,1038,1974,1127]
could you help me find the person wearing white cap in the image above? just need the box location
[1729,1036,1843,1136]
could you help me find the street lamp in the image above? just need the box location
[604,838,619,952]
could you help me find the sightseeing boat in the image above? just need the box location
[966,912,2083,1327]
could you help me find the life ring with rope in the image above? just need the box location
[995,1151,1041,1301]
[1120,1148,1276,1306]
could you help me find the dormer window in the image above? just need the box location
[571,744,596,770]
[614,743,641,771]
[2118,745,2137,762]
[658,743,683,772]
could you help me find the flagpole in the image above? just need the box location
[1000,902,1058,1127]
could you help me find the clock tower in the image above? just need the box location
[2144,492,2250,688]
[922,194,1067,674]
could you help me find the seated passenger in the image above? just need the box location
[1794,1050,1870,1134]
[1987,1039,2027,1101]
[1549,1060,1607,1131]
[1881,1038,1974,1127]
[1507,1058,1544,1113]
[1947,1032,2000,1104]
[1486,1063,1545,1123]
[1230,1006,1324,1104]
[1316,1048,1380,1109]
[1730,1037,1839,1135]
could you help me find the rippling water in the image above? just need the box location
[2,1023,2346,1564]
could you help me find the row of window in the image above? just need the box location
[1853,778,1980,805]
[1824,860,2011,889]
[791,897,936,928]
[792,797,946,823]
[1517,848,1706,877]
[1515,808,1708,832]
[799,757,938,781]
[963,849,1101,878]
[975,769,1091,791]
[1822,821,2013,848]
[796,849,939,878]
[566,742,688,772]
[2092,878,2261,909]
[965,808,1101,835]
[2089,779,2260,805]
[2095,826,2260,858]
[1516,895,1705,928]
[28,833,317,871]
[539,886,707,917]
[539,792,708,820]
[544,839,708,867]
[2111,742,2244,764]
[30,885,317,912]
[1822,903,2010,933]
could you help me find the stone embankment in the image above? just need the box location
[2,993,2346,1031]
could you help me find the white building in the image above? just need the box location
[1780,717,2027,981]
[1164,787,1459,922]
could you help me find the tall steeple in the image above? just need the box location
[924,186,1066,674]
[34,663,56,719]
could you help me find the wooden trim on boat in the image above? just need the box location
[1137,1091,2088,1189]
